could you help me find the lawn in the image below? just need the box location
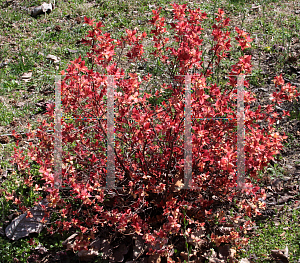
[0,0,299,262]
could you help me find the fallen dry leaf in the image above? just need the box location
[21,71,32,82]
[62,233,78,250]
[280,231,286,237]
[187,228,206,248]
[75,16,82,24]
[54,25,62,32]
[15,102,26,108]
[0,59,11,69]
[78,248,99,262]
[148,254,161,263]
[90,237,111,259]
[31,2,54,18]
[218,244,231,260]
[277,195,294,205]
[5,199,49,240]
[270,245,289,263]
[46,54,61,64]
[0,136,10,144]
[251,4,260,10]
[111,243,129,262]
[133,234,144,259]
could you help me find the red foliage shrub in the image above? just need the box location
[10,3,299,257]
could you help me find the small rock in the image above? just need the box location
[295,10,300,14]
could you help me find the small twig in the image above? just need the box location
[283,77,300,86]
[0,129,54,137]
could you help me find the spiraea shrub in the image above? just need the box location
[9,3,299,258]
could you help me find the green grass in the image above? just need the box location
[237,204,300,262]
[0,237,34,263]
[289,104,300,121]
